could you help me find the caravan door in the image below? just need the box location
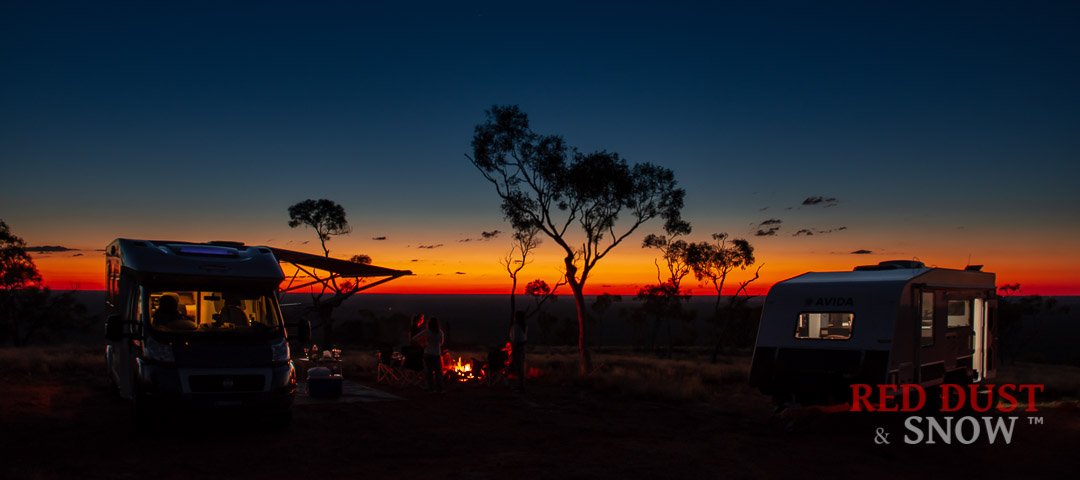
[972,297,995,381]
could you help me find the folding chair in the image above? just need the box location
[376,345,401,385]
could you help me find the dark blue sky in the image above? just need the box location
[2,1,1079,290]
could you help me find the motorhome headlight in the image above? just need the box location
[143,336,175,363]
[271,338,291,362]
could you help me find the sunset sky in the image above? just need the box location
[2,1,1078,295]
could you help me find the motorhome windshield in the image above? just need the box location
[148,289,282,334]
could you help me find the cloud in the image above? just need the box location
[455,271,466,275]
[460,229,504,243]
[26,245,75,253]
[802,196,838,207]
[410,259,420,262]
[753,219,782,236]
[792,226,847,237]
[418,244,444,249]
[851,249,873,255]
[372,236,387,241]
[71,253,84,257]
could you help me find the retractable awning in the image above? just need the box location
[269,247,412,293]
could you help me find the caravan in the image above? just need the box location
[749,260,997,406]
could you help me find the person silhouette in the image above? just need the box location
[220,295,248,326]
[509,310,528,392]
[152,294,191,330]
[412,316,445,393]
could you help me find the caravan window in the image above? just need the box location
[947,300,971,328]
[921,292,934,346]
[795,312,854,340]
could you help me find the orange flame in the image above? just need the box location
[443,355,479,382]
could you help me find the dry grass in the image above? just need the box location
[336,345,757,403]
[995,362,1080,399]
[523,348,754,403]
[10,344,1076,404]
[0,346,103,380]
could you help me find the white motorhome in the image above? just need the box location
[749,260,997,406]
[104,239,300,429]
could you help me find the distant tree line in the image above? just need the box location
[0,220,92,346]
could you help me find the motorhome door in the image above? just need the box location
[114,286,144,398]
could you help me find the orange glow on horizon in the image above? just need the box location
[32,250,1080,296]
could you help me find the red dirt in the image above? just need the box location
[1,373,1078,479]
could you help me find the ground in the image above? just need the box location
[1,351,1078,479]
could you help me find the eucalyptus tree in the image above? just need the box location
[468,105,687,374]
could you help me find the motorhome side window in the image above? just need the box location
[947,299,971,328]
[920,292,934,346]
[795,312,854,340]
[148,290,281,333]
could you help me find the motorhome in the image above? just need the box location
[104,239,303,428]
[749,260,997,406]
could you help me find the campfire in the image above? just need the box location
[440,343,514,383]
[445,355,479,382]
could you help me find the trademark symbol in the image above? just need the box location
[1028,416,1044,425]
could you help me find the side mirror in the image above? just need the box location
[105,314,124,342]
[297,319,312,344]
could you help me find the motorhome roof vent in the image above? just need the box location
[853,260,926,271]
[167,244,240,257]
[965,264,984,271]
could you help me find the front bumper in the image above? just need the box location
[136,360,296,412]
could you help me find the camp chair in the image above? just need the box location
[376,345,402,385]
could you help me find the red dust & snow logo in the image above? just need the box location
[850,384,1046,445]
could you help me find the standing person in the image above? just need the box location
[413,316,445,393]
[509,311,528,392]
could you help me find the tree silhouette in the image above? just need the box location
[286,199,369,345]
[469,105,687,374]
[642,232,693,289]
[641,230,695,356]
[0,220,87,346]
[500,227,540,329]
[684,233,762,361]
[685,233,757,312]
[288,199,351,257]
[525,279,559,344]
[635,282,693,357]
[0,220,41,292]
